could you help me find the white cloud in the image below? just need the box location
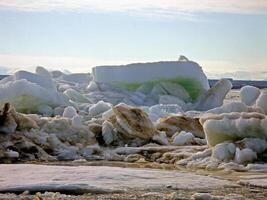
[0,0,266,17]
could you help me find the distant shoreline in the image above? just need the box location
[0,75,266,89]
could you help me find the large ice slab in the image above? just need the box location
[92,59,209,100]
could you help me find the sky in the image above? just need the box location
[0,0,266,79]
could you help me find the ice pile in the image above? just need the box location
[0,59,266,172]
[0,67,68,114]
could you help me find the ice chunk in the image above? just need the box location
[71,115,83,128]
[92,59,210,100]
[86,81,99,92]
[235,148,257,164]
[256,91,267,114]
[63,106,77,118]
[102,120,117,145]
[156,114,204,138]
[212,142,236,161]
[152,131,169,145]
[37,105,53,116]
[201,112,267,146]
[160,82,190,101]
[89,101,112,118]
[194,79,232,111]
[148,104,183,122]
[112,103,156,140]
[159,95,186,107]
[240,85,260,106]
[172,131,194,146]
[5,150,19,158]
[206,102,248,114]
[64,88,90,103]
[237,138,267,154]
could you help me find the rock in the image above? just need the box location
[194,79,232,111]
[256,91,267,114]
[89,101,112,118]
[156,114,204,138]
[0,103,17,134]
[124,154,145,162]
[152,131,169,145]
[172,131,194,146]
[240,85,261,106]
[200,112,267,146]
[62,106,77,118]
[112,103,156,140]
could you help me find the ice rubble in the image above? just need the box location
[0,62,267,170]
[0,67,68,114]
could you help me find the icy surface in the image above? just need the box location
[0,164,237,193]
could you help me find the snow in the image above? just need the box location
[240,85,260,106]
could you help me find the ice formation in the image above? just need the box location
[92,59,209,100]
[194,79,232,111]
[201,112,267,146]
[0,67,68,113]
[240,85,261,106]
[256,90,267,114]
[172,131,194,146]
[0,62,266,172]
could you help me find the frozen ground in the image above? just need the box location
[0,164,267,200]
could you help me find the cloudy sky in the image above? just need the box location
[0,0,266,79]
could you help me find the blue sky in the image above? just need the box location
[0,0,266,79]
